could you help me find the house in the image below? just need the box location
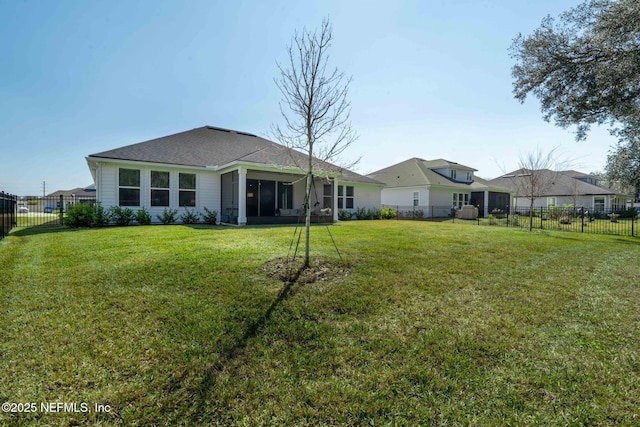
[47,185,97,205]
[86,126,382,225]
[367,158,512,218]
[46,184,97,211]
[489,169,629,212]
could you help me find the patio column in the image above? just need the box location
[238,167,247,225]
[484,190,489,218]
[332,178,339,222]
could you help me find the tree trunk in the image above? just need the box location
[304,171,312,267]
[529,199,534,231]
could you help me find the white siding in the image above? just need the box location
[340,182,381,211]
[95,161,221,223]
[99,163,118,208]
[380,187,427,207]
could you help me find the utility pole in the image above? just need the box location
[42,181,46,198]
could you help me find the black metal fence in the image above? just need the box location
[1,191,17,239]
[12,195,95,229]
[481,206,639,237]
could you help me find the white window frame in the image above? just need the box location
[452,193,469,209]
[450,169,457,180]
[150,170,170,207]
[345,186,354,209]
[179,173,197,207]
[593,196,605,211]
[413,191,419,207]
[118,168,141,207]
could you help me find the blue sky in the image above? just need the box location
[0,0,614,196]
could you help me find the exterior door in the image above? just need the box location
[246,179,259,216]
[259,181,276,216]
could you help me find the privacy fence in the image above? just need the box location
[1,192,17,240]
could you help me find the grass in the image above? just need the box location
[1,221,639,425]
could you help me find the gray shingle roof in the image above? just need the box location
[489,169,625,197]
[88,126,380,184]
[367,157,508,191]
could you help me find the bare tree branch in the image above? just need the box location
[272,17,358,266]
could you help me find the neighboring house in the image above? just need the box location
[86,126,382,225]
[367,158,512,218]
[489,169,629,212]
[47,185,97,204]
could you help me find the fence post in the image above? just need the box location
[1,192,5,239]
[581,208,585,233]
[59,194,64,224]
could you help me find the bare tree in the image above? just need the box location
[273,17,357,267]
[513,147,565,231]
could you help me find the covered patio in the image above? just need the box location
[220,166,337,225]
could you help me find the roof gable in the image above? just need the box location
[367,157,499,190]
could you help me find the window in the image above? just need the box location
[452,193,469,208]
[594,196,605,212]
[119,168,140,206]
[345,186,354,209]
[466,171,473,181]
[413,191,419,207]
[278,182,293,209]
[179,173,196,207]
[151,171,170,207]
[337,185,354,209]
[547,197,557,207]
[323,184,333,209]
[450,169,457,180]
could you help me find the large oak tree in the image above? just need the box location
[510,0,640,201]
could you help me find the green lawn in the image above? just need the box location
[1,222,639,425]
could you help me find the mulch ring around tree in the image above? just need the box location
[262,256,353,285]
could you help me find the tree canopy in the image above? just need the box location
[510,0,640,141]
[605,140,640,200]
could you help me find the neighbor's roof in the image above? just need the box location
[366,157,508,191]
[47,185,96,198]
[489,169,624,197]
[88,126,380,184]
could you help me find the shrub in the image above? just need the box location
[353,207,369,220]
[368,207,382,220]
[412,209,424,219]
[200,207,218,225]
[381,206,396,219]
[109,206,135,226]
[338,209,352,221]
[616,208,638,219]
[136,208,152,225]
[180,208,200,224]
[63,203,95,228]
[93,202,110,226]
[157,208,178,225]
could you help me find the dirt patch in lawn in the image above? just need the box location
[262,256,353,284]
